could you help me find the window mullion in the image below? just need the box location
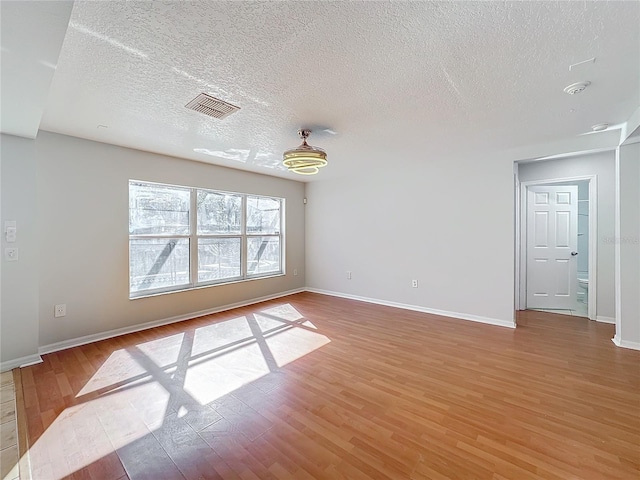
[280,198,284,274]
[241,194,247,279]
[190,188,198,287]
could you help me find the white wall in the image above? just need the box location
[615,142,640,348]
[1,131,305,366]
[306,155,515,326]
[517,151,616,319]
[1,135,40,365]
[0,1,73,138]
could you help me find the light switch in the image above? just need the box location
[6,226,16,242]
[4,221,16,242]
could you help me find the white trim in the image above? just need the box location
[532,147,616,163]
[0,354,43,372]
[587,176,598,321]
[514,165,521,311]
[306,288,516,329]
[517,175,598,321]
[614,148,622,337]
[596,316,615,324]
[39,288,305,355]
[612,336,640,351]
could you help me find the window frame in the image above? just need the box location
[129,180,284,299]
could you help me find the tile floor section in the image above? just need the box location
[530,302,589,318]
[0,371,19,480]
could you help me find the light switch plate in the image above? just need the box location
[6,226,16,242]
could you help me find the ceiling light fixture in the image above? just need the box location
[283,129,328,175]
[591,123,609,132]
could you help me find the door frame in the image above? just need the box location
[515,175,598,320]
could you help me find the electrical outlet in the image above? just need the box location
[347,271,352,280]
[412,279,418,288]
[4,248,18,261]
[54,304,66,317]
[293,268,298,276]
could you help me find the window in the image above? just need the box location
[129,181,283,297]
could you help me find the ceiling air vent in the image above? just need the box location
[185,93,240,120]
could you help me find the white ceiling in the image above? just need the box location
[4,1,640,181]
[0,1,73,138]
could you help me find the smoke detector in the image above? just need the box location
[564,81,591,95]
[591,123,609,132]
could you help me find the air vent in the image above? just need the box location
[185,93,240,120]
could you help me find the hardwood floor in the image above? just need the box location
[17,292,640,479]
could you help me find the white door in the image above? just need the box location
[526,185,578,310]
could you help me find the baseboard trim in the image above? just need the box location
[39,288,306,356]
[0,354,43,372]
[596,316,615,324]
[305,288,516,329]
[612,335,640,351]
[6,286,519,365]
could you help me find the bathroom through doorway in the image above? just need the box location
[517,175,597,320]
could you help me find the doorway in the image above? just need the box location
[516,175,597,320]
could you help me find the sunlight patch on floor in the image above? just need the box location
[262,320,330,367]
[27,304,330,478]
[184,341,270,405]
[76,348,153,397]
[260,304,305,322]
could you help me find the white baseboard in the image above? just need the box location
[612,335,640,351]
[0,354,43,372]
[39,288,306,356]
[305,288,516,329]
[596,316,616,324]
[4,286,518,367]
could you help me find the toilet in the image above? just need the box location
[578,277,589,304]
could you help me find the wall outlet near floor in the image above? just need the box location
[347,271,352,280]
[412,279,418,288]
[54,304,66,317]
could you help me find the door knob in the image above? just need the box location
[571,251,578,256]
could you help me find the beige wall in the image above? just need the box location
[1,131,305,365]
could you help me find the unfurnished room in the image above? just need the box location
[0,1,639,479]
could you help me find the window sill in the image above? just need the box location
[129,272,286,300]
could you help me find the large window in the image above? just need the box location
[129,180,283,298]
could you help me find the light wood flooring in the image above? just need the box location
[15,292,640,479]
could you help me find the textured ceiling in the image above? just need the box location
[32,1,640,180]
